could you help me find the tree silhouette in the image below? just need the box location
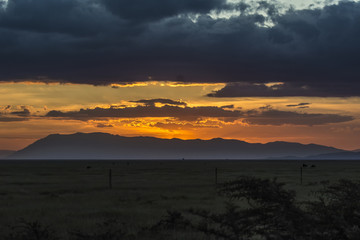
[184,176,360,240]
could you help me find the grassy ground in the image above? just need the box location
[0,160,359,238]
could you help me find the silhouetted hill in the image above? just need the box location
[307,151,360,160]
[0,150,16,159]
[9,132,347,160]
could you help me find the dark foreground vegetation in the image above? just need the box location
[2,175,360,239]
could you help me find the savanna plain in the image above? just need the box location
[0,160,359,239]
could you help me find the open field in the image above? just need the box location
[0,160,360,239]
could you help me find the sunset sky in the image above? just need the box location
[1,0,360,150]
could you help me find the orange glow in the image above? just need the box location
[1,81,360,150]
[110,81,225,88]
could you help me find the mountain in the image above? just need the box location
[307,151,360,160]
[9,132,347,160]
[0,150,16,159]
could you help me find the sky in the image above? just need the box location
[1,0,360,151]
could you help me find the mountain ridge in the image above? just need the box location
[9,132,348,160]
[306,151,360,160]
[0,150,16,159]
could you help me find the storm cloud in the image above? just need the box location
[1,0,360,96]
[102,0,226,22]
[207,82,360,98]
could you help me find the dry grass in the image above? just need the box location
[0,160,359,239]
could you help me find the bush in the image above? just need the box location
[5,219,58,240]
[307,179,360,240]
[188,176,310,240]
[69,219,128,240]
[175,176,360,240]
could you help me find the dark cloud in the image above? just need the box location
[45,102,354,126]
[96,123,113,128]
[130,98,187,107]
[102,0,226,22]
[286,102,311,109]
[0,106,31,119]
[46,105,241,121]
[207,82,360,98]
[1,0,360,96]
[0,0,118,36]
[220,105,235,109]
[286,103,311,107]
[244,108,354,126]
[0,116,28,122]
[10,108,30,117]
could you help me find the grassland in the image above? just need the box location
[0,160,359,239]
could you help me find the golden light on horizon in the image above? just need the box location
[0,81,360,150]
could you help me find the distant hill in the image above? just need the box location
[0,150,16,159]
[307,151,360,160]
[9,132,347,160]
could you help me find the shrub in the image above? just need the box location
[179,176,360,240]
[5,219,58,240]
[69,219,128,240]
[188,176,310,240]
[307,179,360,240]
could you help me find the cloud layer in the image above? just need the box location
[207,82,360,98]
[0,0,360,96]
[0,105,31,121]
[130,98,187,107]
[45,99,354,126]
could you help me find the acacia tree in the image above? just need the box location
[187,176,311,240]
[185,176,360,240]
[306,179,360,240]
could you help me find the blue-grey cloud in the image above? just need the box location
[102,0,226,22]
[207,82,360,97]
[0,0,360,97]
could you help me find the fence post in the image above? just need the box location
[300,166,303,185]
[109,168,112,189]
[215,167,218,185]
